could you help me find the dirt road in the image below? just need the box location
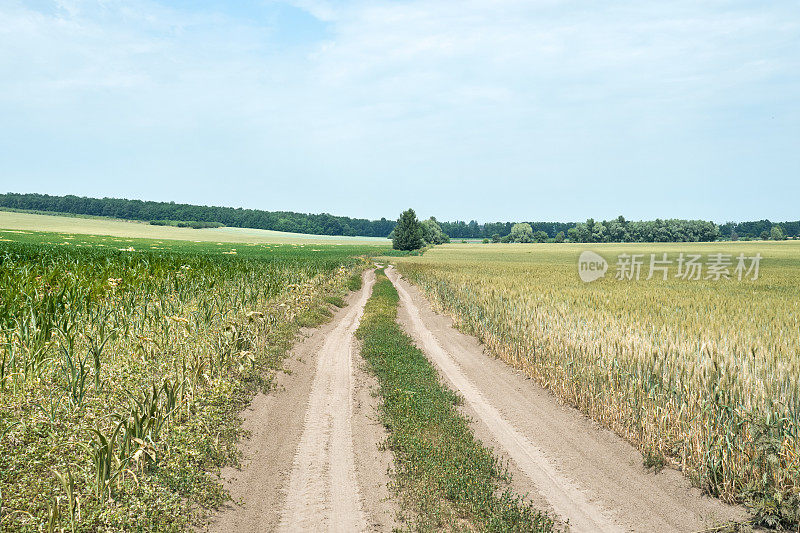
[209,269,395,533]
[386,266,747,533]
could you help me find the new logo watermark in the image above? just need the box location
[578,251,608,282]
[578,251,762,282]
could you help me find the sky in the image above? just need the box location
[1,0,798,223]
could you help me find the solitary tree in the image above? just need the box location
[771,225,786,241]
[393,209,423,250]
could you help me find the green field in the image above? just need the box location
[394,241,800,528]
[0,229,380,531]
[0,211,390,246]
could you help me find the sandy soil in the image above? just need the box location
[208,269,394,532]
[352,345,401,531]
[386,266,748,533]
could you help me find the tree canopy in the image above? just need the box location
[420,217,450,245]
[771,225,786,240]
[509,223,534,243]
[393,209,424,250]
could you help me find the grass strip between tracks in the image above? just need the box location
[356,269,556,532]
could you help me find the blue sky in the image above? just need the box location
[1,0,798,223]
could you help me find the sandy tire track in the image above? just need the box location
[386,266,747,533]
[277,269,375,532]
[208,269,385,533]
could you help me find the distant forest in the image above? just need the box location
[1,192,797,242]
[0,192,395,237]
[439,220,575,239]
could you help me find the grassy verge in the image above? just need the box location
[356,269,556,532]
[347,271,363,291]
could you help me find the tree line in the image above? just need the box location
[563,217,795,242]
[443,218,798,242]
[502,217,793,243]
[439,220,574,240]
[566,217,721,243]
[0,192,395,237]
[720,220,800,241]
[1,192,796,242]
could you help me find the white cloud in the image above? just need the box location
[1,0,798,221]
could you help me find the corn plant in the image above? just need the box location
[0,236,372,531]
[49,466,77,533]
[58,339,89,411]
[85,424,129,501]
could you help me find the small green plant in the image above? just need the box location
[86,312,116,390]
[324,295,346,308]
[46,496,61,533]
[115,382,172,467]
[85,424,129,501]
[59,343,89,410]
[347,272,362,291]
[642,446,666,473]
[50,465,78,533]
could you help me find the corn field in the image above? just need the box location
[396,242,800,528]
[0,237,368,531]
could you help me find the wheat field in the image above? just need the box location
[394,241,800,526]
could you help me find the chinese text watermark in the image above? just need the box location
[578,251,762,282]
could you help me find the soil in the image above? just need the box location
[208,270,396,532]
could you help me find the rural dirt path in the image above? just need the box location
[386,266,748,533]
[209,269,396,533]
